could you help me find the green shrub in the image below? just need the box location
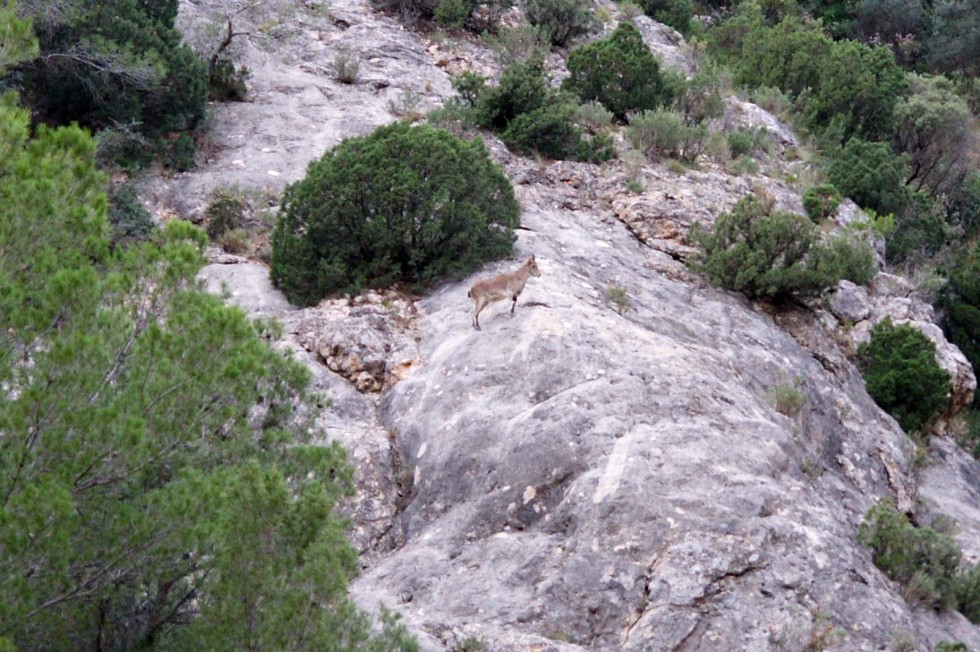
[857,318,951,433]
[271,122,520,304]
[802,39,908,142]
[604,285,631,314]
[451,71,487,107]
[575,100,614,133]
[19,1,207,138]
[768,378,806,416]
[482,22,550,64]
[161,134,196,172]
[206,188,247,240]
[733,15,833,98]
[809,231,877,286]
[220,228,250,254]
[208,57,250,102]
[942,245,980,410]
[525,0,596,46]
[501,102,613,162]
[108,183,156,247]
[476,57,549,129]
[434,0,474,28]
[934,642,969,652]
[690,194,828,301]
[803,184,842,222]
[626,109,705,162]
[885,194,947,265]
[858,499,962,610]
[827,138,912,216]
[727,131,755,158]
[636,0,694,34]
[563,22,668,120]
[955,564,980,623]
[671,65,726,125]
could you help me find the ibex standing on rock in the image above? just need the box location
[468,255,541,330]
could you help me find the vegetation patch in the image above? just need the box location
[271,122,520,305]
[856,318,950,434]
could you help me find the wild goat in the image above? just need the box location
[467,255,541,330]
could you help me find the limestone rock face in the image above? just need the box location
[293,291,420,393]
[177,1,980,649]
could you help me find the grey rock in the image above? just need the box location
[828,280,871,324]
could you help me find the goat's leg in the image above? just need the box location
[510,295,517,316]
[472,302,483,330]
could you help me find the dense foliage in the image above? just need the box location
[942,244,980,392]
[690,194,875,301]
[13,0,207,139]
[634,0,695,34]
[563,22,669,120]
[859,499,980,620]
[450,59,614,162]
[0,97,416,649]
[271,122,520,305]
[524,0,596,46]
[857,318,951,433]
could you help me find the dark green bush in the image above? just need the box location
[476,58,549,130]
[885,194,947,265]
[857,318,950,433]
[858,499,962,610]
[636,0,694,34]
[803,184,842,222]
[434,0,475,27]
[18,0,207,138]
[801,39,908,142]
[501,102,614,162]
[452,71,487,107]
[827,138,912,216]
[955,564,980,623]
[733,15,832,98]
[690,194,870,301]
[934,642,969,652]
[108,183,156,247]
[525,0,596,46]
[209,57,250,102]
[161,134,196,172]
[563,22,668,120]
[271,123,520,304]
[942,244,980,407]
[372,0,512,31]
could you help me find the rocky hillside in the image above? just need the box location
[158,1,980,649]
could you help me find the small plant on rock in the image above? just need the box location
[334,48,361,84]
[604,285,631,314]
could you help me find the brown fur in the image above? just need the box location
[468,255,541,330]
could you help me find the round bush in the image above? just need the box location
[563,22,667,120]
[270,123,520,305]
[857,317,951,433]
